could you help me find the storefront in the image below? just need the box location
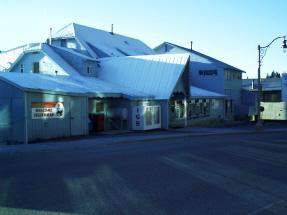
[132,105,161,130]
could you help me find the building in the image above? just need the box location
[0,44,191,144]
[50,23,155,58]
[0,24,228,144]
[154,42,246,119]
[242,76,287,120]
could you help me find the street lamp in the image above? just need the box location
[256,36,287,128]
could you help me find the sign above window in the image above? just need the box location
[199,70,217,76]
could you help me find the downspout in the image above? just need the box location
[184,98,188,127]
[49,28,53,45]
[24,92,28,144]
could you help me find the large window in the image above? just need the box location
[225,70,242,80]
[224,89,232,98]
[61,39,67,47]
[175,101,185,119]
[32,62,40,73]
[87,65,94,74]
[145,107,153,126]
[225,99,233,113]
[153,106,160,124]
[96,101,104,113]
[145,106,160,126]
[187,99,210,119]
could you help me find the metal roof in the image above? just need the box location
[0,45,27,71]
[156,42,245,73]
[242,78,282,91]
[1,43,190,100]
[52,23,155,58]
[1,43,154,99]
[98,53,190,100]
[0,73,152,99]
[190,86,226,98]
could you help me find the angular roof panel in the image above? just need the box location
[0,73,152,99]
[53,23,155,58]
[98,53,190,100]
[0,45,27,71]
[190,86,226,98]
[156,42,245,73]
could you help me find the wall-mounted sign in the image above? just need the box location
[32,102,65,119]
[135,107,141,127]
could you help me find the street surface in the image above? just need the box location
[1,131,287,215]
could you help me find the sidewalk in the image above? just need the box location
[1,124,287,154]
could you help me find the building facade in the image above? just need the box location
[155,42,245,119]
[242,77,287,120]
[0,23,230,144]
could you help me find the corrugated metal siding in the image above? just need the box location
[0,98,11,144]
[0,80,25,144]
[27,93,88,141]
[11,98,25,143]
[70,96,88,136]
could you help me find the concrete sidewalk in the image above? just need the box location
[1,124,287,154]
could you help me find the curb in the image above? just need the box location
[1,128,286,154]
[112,128,287,145]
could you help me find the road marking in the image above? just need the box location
[248,200,284,215]
[242,139,287,149]
[0,207,79,215]
[178,153,287,200]
[272,139,287,144]
[161,154,287,214]
[219,145,287,167]
[0,178,12,206]
[65,165,163,215]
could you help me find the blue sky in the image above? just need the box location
[1,0,286,78]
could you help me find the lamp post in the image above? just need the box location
[256,36,287,128]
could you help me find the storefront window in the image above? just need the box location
[145,107,153,126]
[187,99,210,119]
[96,102,104,113]
[145,106,160,126]
[175,103,185,119]
[154,106,160,124]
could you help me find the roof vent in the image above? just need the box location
[111,24,114,35]
[190,41,193,50]
[49,28,53,45]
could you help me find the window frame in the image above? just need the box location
[32,62,40,73]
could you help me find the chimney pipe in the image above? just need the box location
[190,41,193,50]
[49,28,52,45]
[111,24,114,35]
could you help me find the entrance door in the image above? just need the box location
[225,99,233,118]
[70,97,83,136]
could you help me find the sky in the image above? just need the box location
[1,0,286,78]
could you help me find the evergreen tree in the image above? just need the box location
[267,70,281,78]
[266,73,270,78]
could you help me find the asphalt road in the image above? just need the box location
[1,131,287,215]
